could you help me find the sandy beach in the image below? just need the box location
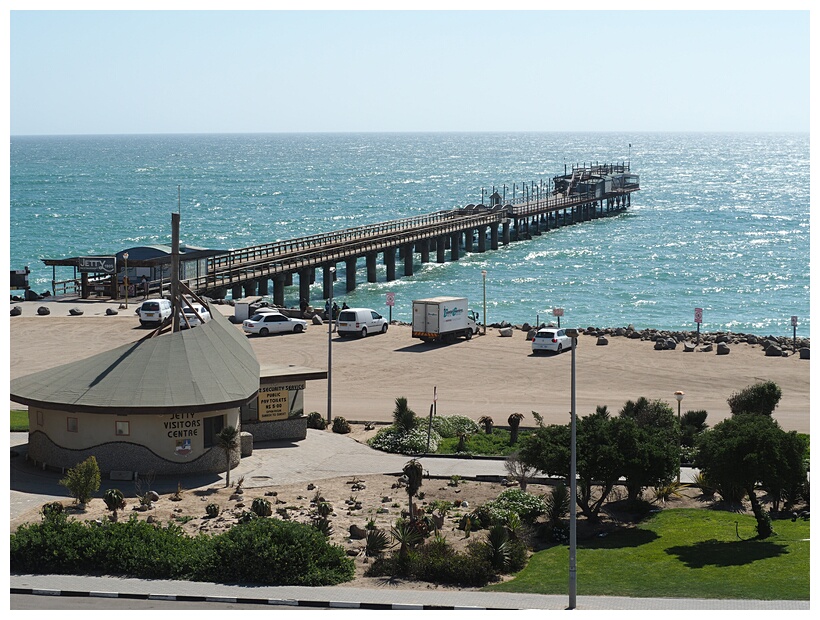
[8,297,810,433]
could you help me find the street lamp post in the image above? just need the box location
[674,391,685,483]
[481,270,487,335]
[123,252,129,309]
[327,266,336,426]
[565,327,579,609]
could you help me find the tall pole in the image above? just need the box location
[171,213,180,332]
[327,267,336,425]
[567,328,579,609]
[482,270,487,335]
[123,252,129,309]
[675,391,685,484]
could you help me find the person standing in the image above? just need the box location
[300,298,308,316]
[141,275,149,300]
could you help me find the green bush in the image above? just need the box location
[205,504,220,518]
[306,411,327,430]
[430,415,480,438]
[332,416,351,434]
[367,425,441,454]
[194,517,354,586]
[477,488,547,525]
[727,381,782,416]
[11,513,355,586]
[59,456,101,505]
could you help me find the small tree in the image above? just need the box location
[680,409,709,448]
[508,413,525,445]
[504,452,536,491]
[59,456,100,506]
[727,380,782,416]
[393,397,416,433]
[217,426,240,488]
[403,459,423,520]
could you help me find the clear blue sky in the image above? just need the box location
[6,4,813,135]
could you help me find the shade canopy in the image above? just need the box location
[11,310,259,414]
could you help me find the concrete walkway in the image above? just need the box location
[9,431,808,610]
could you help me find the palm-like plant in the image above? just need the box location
[216,426,240,488]
[403,459,423,520]
[390,518,422,563]
[103,488,126,521]
[478,416,494,434]
[393,397,416,433]
[508,413,525,444]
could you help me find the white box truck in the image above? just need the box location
[412,297,479,342]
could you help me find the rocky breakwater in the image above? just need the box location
[510,322,810,359]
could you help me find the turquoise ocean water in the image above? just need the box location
[9,132,810,335]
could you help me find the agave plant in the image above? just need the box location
[102,488,126,521]
[251,497,272,517]
[205,503,220,518]
[364,528,390,558]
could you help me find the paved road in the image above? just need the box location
[9,431,807,610]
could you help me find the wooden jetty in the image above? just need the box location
[40,163,638,304]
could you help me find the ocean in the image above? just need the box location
[9,132,810,336]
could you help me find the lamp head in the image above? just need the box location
[565,328,579,338]
[674,391,685,403]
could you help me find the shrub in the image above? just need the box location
[367,425,441,454]
[251,497,272,517]
[332,416,351,434]
[430,415,480,438]
[196,518,354,586]
[205,504,220,518]
[727,381,782,416]
[364,528,390,558]
[59,456,101,505]
[480,488,547,525]
[306,411,327,430]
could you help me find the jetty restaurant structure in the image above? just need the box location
[41,163,639,308]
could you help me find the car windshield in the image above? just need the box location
[143,302,159,311]
[338,311,356,321]
[538,331,555,338]
[249,313,268,321]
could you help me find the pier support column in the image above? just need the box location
[502,221,510,245]
[532,216,541,235]
[273,276,285,307]
[285,273,293,286]
[464,229,474,252]
[477,225,487,252]
[323,264,336,299]
[298,268,311,304]
[404,243,414,276]
[437,236,447,263]
[420,240,430,263]
[490,223,499,249]
[232,284,242,300]
[345,258,357,292]
[258,278,269,296]
[451,233,460,261]
[385,247,397,281]
[243,281,256,297]
[366,252,378,283]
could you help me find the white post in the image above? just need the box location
[566,328,579,609]
[481,270,487,335]
[327,267,336,425]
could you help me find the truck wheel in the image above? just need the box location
[381,323,388,334]
[360,327,368,338]
[464,330,472,340]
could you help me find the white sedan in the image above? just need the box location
[243,312,308,336]
[179,304,211,328]
[531,327,573,354]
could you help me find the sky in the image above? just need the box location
[5,2,813,135]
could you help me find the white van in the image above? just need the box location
[336,308,388,338]
[136,298,173,327]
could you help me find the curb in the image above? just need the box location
[10,587,510,609]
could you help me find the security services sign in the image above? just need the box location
[258,381,305,421]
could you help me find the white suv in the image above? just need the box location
[336,308,388,338]
[136,298,173,327]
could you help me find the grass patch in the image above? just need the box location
[485,509,809,600]
[437,430,530,456]
[11,410,29,432]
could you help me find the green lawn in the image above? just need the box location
[437,429,530,456]
[10,410,28,432]
[485,509,809,600]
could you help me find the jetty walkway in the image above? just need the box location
[37,163,638,305]
[192,163,639,305]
